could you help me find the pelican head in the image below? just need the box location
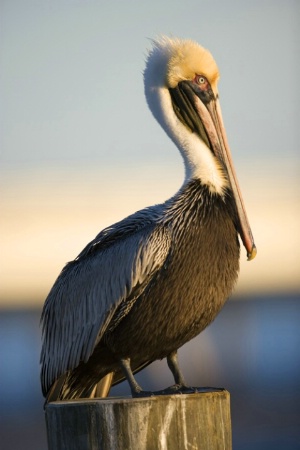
[144,36,256,261]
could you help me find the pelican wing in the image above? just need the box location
[40,208,171,395]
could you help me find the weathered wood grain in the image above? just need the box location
[45,391,231,450]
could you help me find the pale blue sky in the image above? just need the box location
[2,0,299,168]
[1,0,299,304]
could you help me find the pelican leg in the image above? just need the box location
[167,350,224,395]
[120,358,143,396]
[167,350,186,387]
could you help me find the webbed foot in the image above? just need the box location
[132,385,224,398]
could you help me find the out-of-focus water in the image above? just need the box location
[0,294,299,450]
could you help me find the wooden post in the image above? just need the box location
[45,391,231,450]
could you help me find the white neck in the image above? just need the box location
[145,83,228,195]
[148,87,227,195]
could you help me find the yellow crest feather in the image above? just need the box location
[165,38,220,93]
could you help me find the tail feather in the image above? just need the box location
[45,372,114,403]
[92,372,114,398]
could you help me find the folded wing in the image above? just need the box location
[40,208,171,396]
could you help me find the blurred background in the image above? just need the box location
[1,0,299,449]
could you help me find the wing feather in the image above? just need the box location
[40,213,171,396]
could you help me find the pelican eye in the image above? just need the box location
[196,75,206,85]
[193,74,211,91]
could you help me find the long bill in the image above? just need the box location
[193,94,257,261]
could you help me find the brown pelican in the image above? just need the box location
[41,36,256,402]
